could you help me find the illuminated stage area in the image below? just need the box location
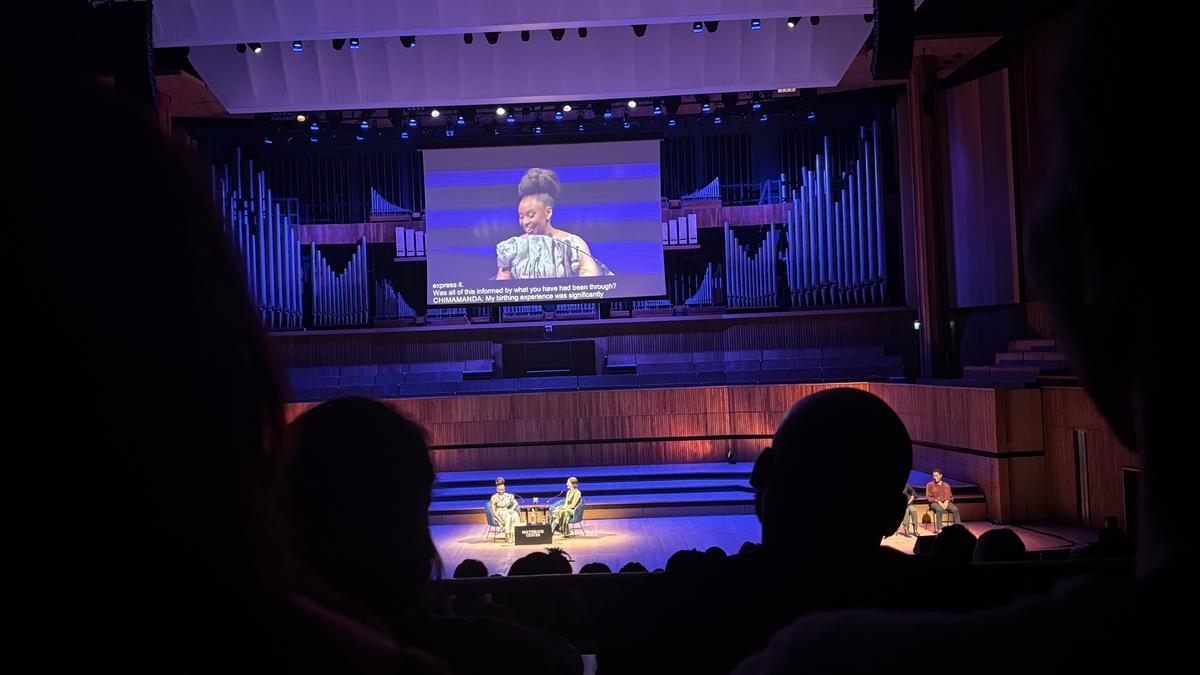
[431,514,1089,575]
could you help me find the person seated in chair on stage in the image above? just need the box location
[900,483,919,538]
[490,477,520,544]
[925,470,960,532]
[552,477,581,536]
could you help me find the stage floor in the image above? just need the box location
[431,515,1093,576]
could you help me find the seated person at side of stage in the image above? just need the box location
[925,470,961,532]
[552,477,581,536]
[490,477,520,543]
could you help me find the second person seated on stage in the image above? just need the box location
[552,477,581,537]
[490,477,520,544]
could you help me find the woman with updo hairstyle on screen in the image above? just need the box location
[494,167,603,279]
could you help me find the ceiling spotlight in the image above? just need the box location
[562,104,572,112]
[309,136,318,143]
[401,131,409,139]
[807,111,816,120]
[400,35,416,48]
[430,109,440,118]
[713,116,722,124]
[360,119,370,129]
[506,114,515,123]
[759,113,768,122]
[485,32,499,44]
[653,104,662,116]
[578,124,584,132]
[701,102,711,113]
[520,30,530,42]
[603,109,613,119]
[309,122,319,131]
[693,21,703,33]
[296,113,307,123]
[408,117,418,127]
[810,17,820,26]
[445,128,455,137]
[704,21,719,33]
[551,28,565,41]
[463,33,473,44]
[236,43,247,54]
[534,126,542,135]
[750,19,761,30]
[751,95,762,110]
[627,99,637,108]
[632,24,647,37]
[786,17,800,29]
[332,38,346,50]
[263,137,273,144]
[494,129,500,135]
[456,115,466,125]
[668,118,677,127]
[355,134,364,141]
[250,42,263,53]
[292,40,303,53]
[349,38,359,50]
[495,106,506,116]
[554,111,564,121]
[578,27,588,38]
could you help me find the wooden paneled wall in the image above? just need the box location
[1040,387,1140,529]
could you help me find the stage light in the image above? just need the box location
[578,27,588,38]
[562,104,572,112]
[750,19,761,30]
[507,114,515,124]
[263,137,273,144]
[603,109,613,119]
[485,32,499,44]
[496,106,506,116]
[349,38,359,50]
[494,129,500,135]
[408,117,418,127]
[355,134,364,141]
[554,111,563,121]
[701,102,711,113]
[456,115,466,125]
[401,131,409,139]
[913,320,921,331]
[296,113,306,122]
[309,121,319,131]
[759,114,768,122]
[713,116,721,124]
[445,128,454,137]
[668,118,676,127]
[534,126,542,135]
[751,94,762,110]
[653,104,662,116]
[810,17,820,26]
[578,123,584,132]
[551,28,565,41]
[309,136,318,143]
[693,22,703,33]
[627,99,637,108]
[623,119,631,129]
[430,109,440,118]
[704,21,719,33]
[463,33,474,44]
[250,42,263,53]
[332,38,346,50]
[786,17,799,29]
[632,24,647,37]
[520,30,530,42]
[400,35,416,48]
[807,111,816,120]
[292,40,303,53]
[236,43,247,54]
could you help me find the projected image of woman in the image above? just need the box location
[494,168,603,279]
